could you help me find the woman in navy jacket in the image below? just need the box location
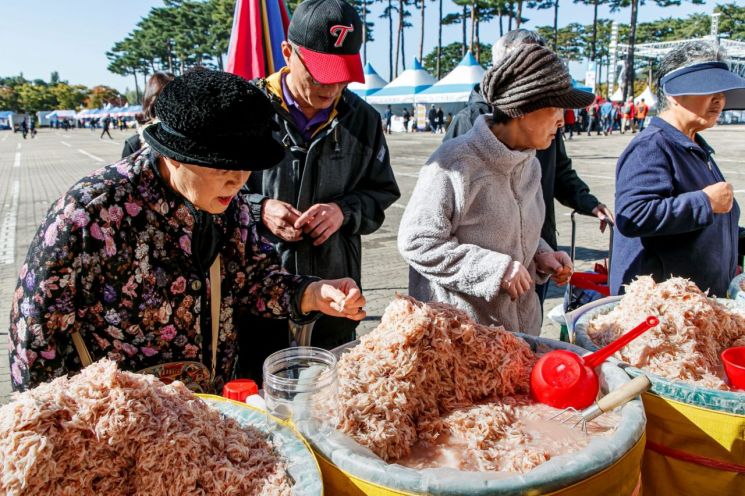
[611,41,745,296]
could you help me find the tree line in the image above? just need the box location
[0,72,125,114]
[2,0,742,113]
[105,0,740,99]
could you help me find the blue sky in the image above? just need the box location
[0,0,720,93]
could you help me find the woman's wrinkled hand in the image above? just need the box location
[703,182,734,214]
[300,278,366,320]
[535,251,573,286]
[500,261,533,300]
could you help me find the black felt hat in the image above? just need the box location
[142,69,284,171]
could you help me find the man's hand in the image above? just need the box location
[703,182,734,214]
[300,278,366,320]
[500,261,533,300]
[535,250,573,286]
[261,199,303,241]
[592,203,615,233]
[294,203,344,246]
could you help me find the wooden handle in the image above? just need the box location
[596,375,651,413]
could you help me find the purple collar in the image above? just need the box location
[281,72,334,142]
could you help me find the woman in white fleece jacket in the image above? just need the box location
[398,43,595,335]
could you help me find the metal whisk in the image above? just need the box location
[551,375,651,433]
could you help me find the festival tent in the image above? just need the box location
[610,87,624,102]
[348,62,388,100]
[572,80,594,93]
[418,52,485,103]
[112,105,143,118]
[367,59,436,105]
[75,108,96,119]
[226,0,290,80]
[635,85,657,108]
[0,111,21,130]
[45,110,77,120]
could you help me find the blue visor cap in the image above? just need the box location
[661,61,745,110]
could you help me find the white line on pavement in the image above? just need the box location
[396,172,420,178]
[734,189,745,193]
[0,179,20,265]
[78,149,105,163]
[101,139,122,146]
[16,143,21,150]
[391,203,407,209]
[60,141,71,147]
[13,152,20,168]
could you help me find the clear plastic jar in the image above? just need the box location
[262,347,338,429]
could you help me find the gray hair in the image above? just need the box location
[656,41,728,111]
[491,29,546,66]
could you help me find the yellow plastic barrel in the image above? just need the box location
[314,434,645,496]
[301,336,646,496]
[572,299,745,495]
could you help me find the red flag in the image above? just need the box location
[226,0,290,80]
[226,0,266,80]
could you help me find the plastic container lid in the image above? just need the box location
[222,379,259,402]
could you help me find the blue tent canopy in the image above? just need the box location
[572,80,593,93]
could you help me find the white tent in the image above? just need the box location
[348,62,388,100]
[635,85,657,108]
[610,88,624,102]
[367,58,436,105]
[417,52,484,103]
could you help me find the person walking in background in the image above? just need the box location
[578,107,588,133]
[563,108,575,139]
[445,112,453,132]
[245,0,400,371]
[586,100,599,136]
[621,97,636,134]
[428,104,438,133]
[100,116,113,139]
[613,101,623,132]
[122,72,176,158]
[403,107,411,132]
[636,98,649,131]
[29,116,36,138]
[384,105,393,134]
[600,99,613,135]
[442,29,613,308]
[20,118,28,139]
[436,106,444,133]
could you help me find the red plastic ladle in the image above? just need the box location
[531,316,659,409]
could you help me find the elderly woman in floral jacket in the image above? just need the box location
[9,70,365,393]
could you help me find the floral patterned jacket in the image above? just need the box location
[9,150,315,392]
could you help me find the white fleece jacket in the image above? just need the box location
[398,115,551,335]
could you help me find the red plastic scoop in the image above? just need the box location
[531,316,659,409]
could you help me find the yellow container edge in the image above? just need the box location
[314,432,646,496]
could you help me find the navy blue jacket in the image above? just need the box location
[611,117,739,296]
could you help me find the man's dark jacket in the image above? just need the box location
[245,79,400,349]
[444,85,600,249]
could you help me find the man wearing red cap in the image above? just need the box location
[246,0,400,365]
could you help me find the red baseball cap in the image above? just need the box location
[289,0,365,85]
